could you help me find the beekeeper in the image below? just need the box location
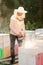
[10,6,27,64]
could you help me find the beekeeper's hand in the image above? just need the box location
[17,32,22,37]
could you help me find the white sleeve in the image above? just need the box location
[10,15,15,20]
[10,17,19,35]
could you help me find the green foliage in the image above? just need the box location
[1,0,43,33]
[3,0,15,9]
[25,21,37,30]
[3,0,19,9]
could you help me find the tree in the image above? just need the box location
[1,0,43,32]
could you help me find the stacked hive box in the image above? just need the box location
[18,30,43,65]
[0,34,11,59]
[0,36,4,59]
[3,34,11,58]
